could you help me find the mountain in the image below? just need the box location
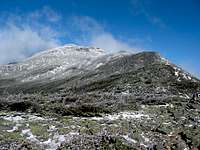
[0,44,199,95]
[0,45,200,150]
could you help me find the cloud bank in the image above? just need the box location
[69,16,138,52]
[91,33,134,52]
[0,8,138,64]
[0,25,60,64]
[0,7,62,64]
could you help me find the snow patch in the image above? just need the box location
[175,71,179,77]
[48,125,56,131]
[28,115,45,121]
[7,124,21,132]
[185,124,193,127]
[162,122,171,125]
[161,57,170,65]
[141,132,150,143]
[21,129,39,143]
[122,135,137,144]
[95,62,104,68]
[90,111,150,121]
[154,103,174,108]
[173,66,193,81]
[44,134,66,150]
[3,115,24,123]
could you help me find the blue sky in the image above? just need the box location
[0,0,199,77]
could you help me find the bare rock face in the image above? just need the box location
[0,45,200,149]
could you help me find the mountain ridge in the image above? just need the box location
[0,45,199,95]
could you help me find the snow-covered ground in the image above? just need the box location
[0,45,106,82]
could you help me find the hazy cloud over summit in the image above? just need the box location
[0,7,137,64]
[0,7,61,64]
[69,16,137,52]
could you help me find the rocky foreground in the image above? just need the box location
[0,94,200,150]
[0,45,200,149]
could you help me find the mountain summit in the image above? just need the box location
[0,45,200,149]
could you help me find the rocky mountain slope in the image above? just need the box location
[0,45,200,149]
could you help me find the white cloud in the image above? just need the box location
[68,16,138,53]
[0,9,139,64]
[0,7,61,64]
[0,25,60,63]
[91,33,137,52]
